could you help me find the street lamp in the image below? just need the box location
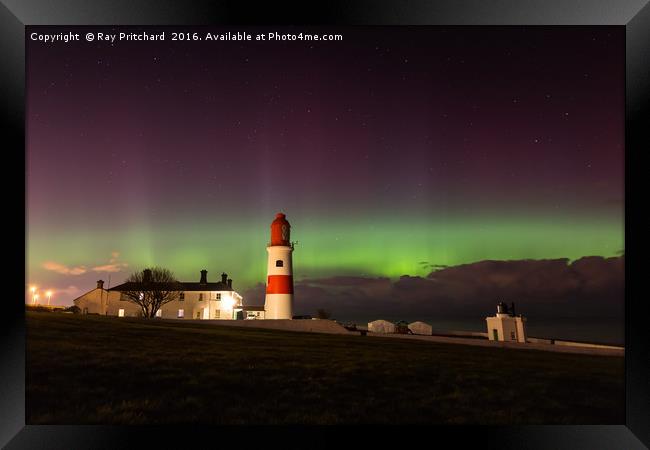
[34,294,39,305]
[30,286,37,304]
[46,291,52,306]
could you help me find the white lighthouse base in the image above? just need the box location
[265,293,293,319]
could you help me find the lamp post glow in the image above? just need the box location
[46,291,52,306]
[30,286,37,304]
[34,294,39,305]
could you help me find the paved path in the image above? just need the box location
[190,319,623,356]
[365,332,625,356]
[185,318,354,335]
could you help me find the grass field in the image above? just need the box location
[26,312,624,425]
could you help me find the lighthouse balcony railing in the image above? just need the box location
[266,242,296,249]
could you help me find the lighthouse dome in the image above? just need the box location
[270,212,291,246]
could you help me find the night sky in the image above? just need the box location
[26,26,624,307]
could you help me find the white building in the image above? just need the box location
[408,321,433,336]
[73,269,264,320]
[368,319,396,334]
[486,302,527,343]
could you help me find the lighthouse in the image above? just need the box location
[486,302,527,343]
[264,212,294,319]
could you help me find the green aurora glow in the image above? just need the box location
[27,210,623,298]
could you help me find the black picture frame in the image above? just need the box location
[2,1,648,448]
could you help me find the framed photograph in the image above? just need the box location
[3,0,648,448]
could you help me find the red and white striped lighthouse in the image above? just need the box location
[264,212,294,319]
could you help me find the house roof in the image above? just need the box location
[109,281,233,292]
[71,287,106,304]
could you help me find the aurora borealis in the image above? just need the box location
[26,26,624,306]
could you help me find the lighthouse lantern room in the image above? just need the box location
[264,213,294,319]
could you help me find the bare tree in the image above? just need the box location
[120,267,183,318]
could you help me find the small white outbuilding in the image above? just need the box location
[368,319,396,334]
[486,302,527,343]
[408,321,432,335]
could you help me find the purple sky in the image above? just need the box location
[26,26,624,309]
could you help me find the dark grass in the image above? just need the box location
[26,312,624,424]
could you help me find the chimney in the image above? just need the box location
[221,272,228,284]
[143,269,152,283]
[97,280,104,289]
[227,278,232,289]
[200,269,208,284]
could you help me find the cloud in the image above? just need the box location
[418,261,448,270]
[91,263,128,273]
[42,261,87,275]
[242,256,624,319]
[93,252,128,272]
[42,252,129,276]
[55,285,82,297]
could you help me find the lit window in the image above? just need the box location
[156,309,162,318]
[178,309,184,318]
[118,309,125,317]
[139,292,144,300]
[276,260,283,267]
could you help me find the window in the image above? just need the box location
[120,293,127,301]
[196,311,201,319]
[118,309,125,317]
[511,331,516,340]
[210,292,221,300]
[198,293,203,301]
[179,292,185,300]
[214,309,220,319]
[178,309,184,318]
[276,259,283,267]
[492,329,498,340]
[217,293,221,300]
